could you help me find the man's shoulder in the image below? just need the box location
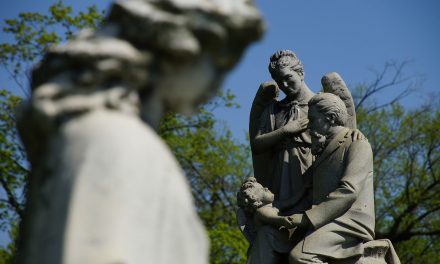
[344,129,372,157]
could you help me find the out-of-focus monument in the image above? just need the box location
[15,0,264,263]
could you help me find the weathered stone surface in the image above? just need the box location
[321,72,357,129]
[16,0,264,263]
[356,240,400,264]
[240,51,400,264]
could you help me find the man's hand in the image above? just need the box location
[282,118,309,135]
[287,214,310,228]
[279,216,295,229]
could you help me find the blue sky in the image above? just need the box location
[220,0,440,141]
[1,0,439,139]
[1,0,439,246]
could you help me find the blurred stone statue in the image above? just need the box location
[15,0,264,263]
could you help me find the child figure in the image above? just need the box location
[237,177,294,243]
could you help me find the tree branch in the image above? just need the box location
[354,60,420,112]
[0,173,24,218]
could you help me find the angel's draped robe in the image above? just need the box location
[257,99,313,214]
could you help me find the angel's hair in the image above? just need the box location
[268,50,304,81]
[309,92,348,126]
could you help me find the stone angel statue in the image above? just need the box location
[321,72,357,129]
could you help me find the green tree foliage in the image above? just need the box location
[0,90,25,223]
[159,90,251,263]
[357,104,440,263]
[0,1,103,94]
[353,62,440,263]
[0,91,24,261]
[0,224,17,264]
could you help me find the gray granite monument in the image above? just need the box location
[239,51,400,264]
[15,0,264,263]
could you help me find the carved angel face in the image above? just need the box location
[275,66,303,99]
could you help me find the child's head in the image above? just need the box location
[237,177,274,213]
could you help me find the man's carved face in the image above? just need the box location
[309,106,331,155]
[275,66,302,98]
[308,106,331,136]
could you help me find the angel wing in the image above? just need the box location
[321,72,357,129]
[249,81,279,144]
[249,81,279,186]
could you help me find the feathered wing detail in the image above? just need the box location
[321,72,357,129]
[249,81,279,185]
[249,81,279,143]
